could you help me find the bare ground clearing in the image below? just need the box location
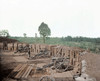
[0,51,100,81]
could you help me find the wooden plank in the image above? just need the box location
[24,65,33,78]
[8,64,22,78]
[15,64,27,78]
[21,66,31,78]
[13,64,22,71]
[18,64,28,78]
[17,64,26,71]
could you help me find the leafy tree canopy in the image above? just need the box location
[38,22,51,37]
[38,22,51,43]
[0,30,10,37]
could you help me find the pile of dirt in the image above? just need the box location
[81,53,100,81]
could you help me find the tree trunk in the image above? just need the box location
[43,36,45,43]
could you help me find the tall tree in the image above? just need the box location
[38,22,51,43]
[0,30,10,37]
[23,33,27,37]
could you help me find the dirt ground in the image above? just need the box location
[0,51,75,81]
[81,52,100,81]
[0,51,100,81]
[0,51,22,81]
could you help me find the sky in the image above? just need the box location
[0,0,100,38]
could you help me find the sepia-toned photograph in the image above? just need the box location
[0,0,100,81]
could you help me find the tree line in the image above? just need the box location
[61,36,100,44]
[1,21,99,53]
[0,22,100,44]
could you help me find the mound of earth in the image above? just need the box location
[81,53,100,81]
